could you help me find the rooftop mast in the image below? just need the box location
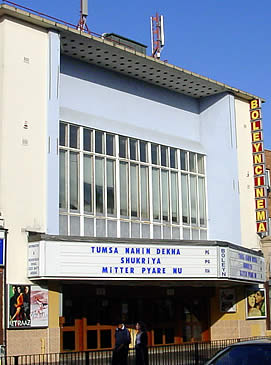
[77,0,90,33]
[150,13,165,59]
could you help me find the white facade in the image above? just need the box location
[0,4,268,354]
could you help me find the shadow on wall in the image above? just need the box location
[60,55,200,114]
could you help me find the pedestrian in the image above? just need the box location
[112,321,131,365]
[135,321,148,365]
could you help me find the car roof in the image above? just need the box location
[230,339,271,346]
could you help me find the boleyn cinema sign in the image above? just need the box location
[250,99,268,235]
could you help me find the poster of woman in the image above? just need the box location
[246,288,266,319]
[9,284,31,328]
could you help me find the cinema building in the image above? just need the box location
[0,3,269,356]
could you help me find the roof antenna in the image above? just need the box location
[77,0,90,33]
[150,13,165,59]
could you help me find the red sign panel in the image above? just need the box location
[250,99,268,234]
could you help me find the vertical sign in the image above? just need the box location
[250,99,268,235]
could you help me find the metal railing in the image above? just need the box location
[2,336,271,365]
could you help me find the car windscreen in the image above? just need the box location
[210,344,271,365]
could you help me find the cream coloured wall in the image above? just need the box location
[0,17,48,283]
[235,98,261,249]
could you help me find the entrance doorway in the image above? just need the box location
[60,284,211,352]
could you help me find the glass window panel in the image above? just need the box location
[106,134,114,156]
[59,150,67,209]
[181,174,189,224]
[161,146,168,167]
[170,148,177,168]
[83,155,92,213]
[180,151,188,171]
[95,131,104,154]
[140,141,147,162]
[197,154,205,174]
[130,139,137,160]
[69,152,79,210]
[130,164,139,217]
[200,230,207,240]
[70,216,80,236]
[69,125,79,149]
[198,177,206,226]
[95,157,104,213]
[189,152,196,172]
[183,228,190,240]
[120,162,128,216]
[142,224,150,238]
[161,170,169,221]
[84,217,94,236]
[153,225,161,239]
[119,136,127,158]
[60,123,67,146]
[151,144,159,165]
[83,128,92,151]
[152,168,160,220]
[190,175,198,224]
[192,229,199,240]
[107,159,115,215]
[140,166,149,220]
[59,215,68,235]
[171,172,179,223]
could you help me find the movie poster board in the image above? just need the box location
[8,284,48,328]
[219,289,236,313]
[246,288,266,319]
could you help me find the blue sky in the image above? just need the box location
[2,0,270,147]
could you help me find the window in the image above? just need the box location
[83,128,92,152]
[59,150,67,209]
[130,139,138,161]
[95,158,104,213]
[70,152,79,210]
[60,123,67,147]
[119,136,127,158]
[161,146,168,167]
[130,164,139,217]
[152,168,160,220]
[140,166,149,219]
[140,141,147,162]
[180,150,188,171]
[106,134,114,156]
[95,131,104,154]
[170,148,177,168]
[59,123,207,239]
[84,155,92,213]
[70,125,79,149]
[120,162,128,216]
[106,159,115,215]
[151,144,159,165]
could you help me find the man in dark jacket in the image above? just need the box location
[112,321,131,365]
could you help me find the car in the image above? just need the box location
[204,339,271,365]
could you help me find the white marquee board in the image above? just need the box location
[28,241,265,283]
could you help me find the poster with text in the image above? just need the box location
[8,284,48,328]
[9,284,31,328]
[219,289,236,313]
[246,288,266,319]
[30,286,48,327]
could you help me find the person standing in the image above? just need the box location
[112,321,131,365]
[135,321,148,365]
